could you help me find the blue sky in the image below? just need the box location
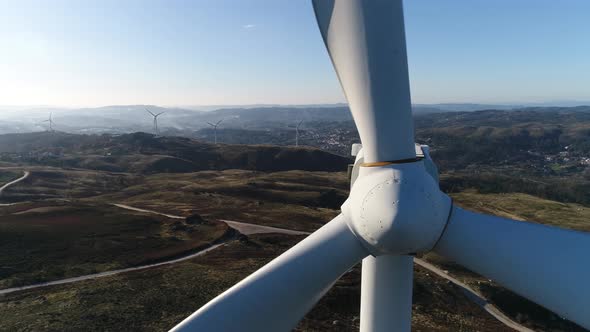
[0,0,589,107]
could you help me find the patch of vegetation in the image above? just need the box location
[0,167,140,203]
[441,172,590,207]
[88,170,348,232]
[479,284,587,332]
[0,202,227,288]
[451,190,590,232]
[0,170,21,185]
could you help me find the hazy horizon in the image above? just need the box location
[2,100,590,112]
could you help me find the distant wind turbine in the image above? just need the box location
[207,119,223,144]
[295,120,303,147]
[43,113,55,132]
[147,109,165,135]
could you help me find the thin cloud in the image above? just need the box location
[242,24,256,29]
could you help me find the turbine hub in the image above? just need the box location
[341,161,451,256]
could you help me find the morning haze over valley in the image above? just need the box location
[1,1,590,331]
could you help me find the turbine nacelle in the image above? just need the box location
[342,159,451,256]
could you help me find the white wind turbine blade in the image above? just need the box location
[434,207,590,329]
[146,109,156,117]
[312,0,415,163]
[313,1,416,330]
[360,255,413,331]
[170,214,369,332]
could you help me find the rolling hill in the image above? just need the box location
[0,132,351,174]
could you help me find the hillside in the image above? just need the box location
[415,108,590,171]
[186,107,590,167]
[1,167,587,331]
[0,201,229,289]
[0,132,350,173]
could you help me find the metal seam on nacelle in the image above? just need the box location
[360,157,422,167]
[429,198,455,252]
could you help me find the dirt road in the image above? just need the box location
[0,171,29,196]
[414,258,534,332]
[0,243,224,296]
[112,203,309,236]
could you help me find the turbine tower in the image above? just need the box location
[170,1,590,331]
[295,120,303,147]
[207,119,223,144]
[43,113,55,132]
[147,109,165,135]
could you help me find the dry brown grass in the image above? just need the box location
[0,234,510,332]
[451,190,590,232]
[86,170,349,232]
[0,201,228,289]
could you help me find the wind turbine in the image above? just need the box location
[170,1,590,331]
[295,120,303,147]
[147,109,165,135]
[207,119,223,144]
[42,113,55,132]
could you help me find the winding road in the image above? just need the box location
[0,204,308,297]
[0,171,29,198]
[0,243,224,296]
